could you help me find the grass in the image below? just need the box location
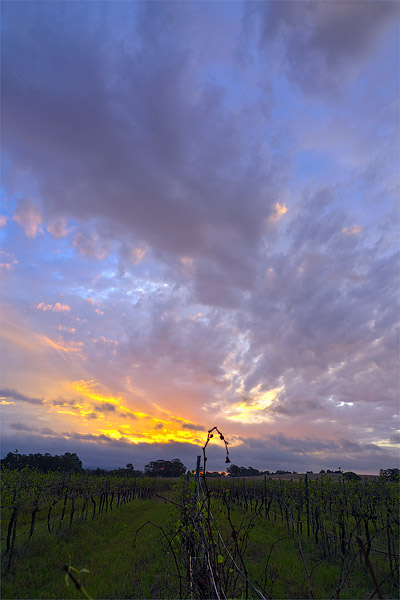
[2,494,398,599]
[2,498,177,599]
[204,499,397,600]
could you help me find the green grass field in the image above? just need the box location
[2,498,174,599]
[2,483,398,600]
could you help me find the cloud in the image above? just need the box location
[130,246,147,265]
[254,0,398,96]
[182,423,206,432]
[13,198,43,237]
[74,231,111,261]
[35,302,70,312]
[0,250,18,272]
[1,0,282,299]
[0,388,43,405]
[94,402,115,412]
[342,225,363,236]
[41,427,57,435]
[47,219,73,238]
[9,422,33,432]
[40,336,85,358]
[268,202,288,223]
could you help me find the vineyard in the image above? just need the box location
[1,450,399,598]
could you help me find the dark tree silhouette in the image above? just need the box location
[227,464,261,477]
[1,451,83,472]
[144,458,186,477]
[379,468,399,481]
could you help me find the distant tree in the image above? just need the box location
[227,464,241,477]
[319,469,326,474]
[227,465,261,477]
[379,468,399,481]
[144,458,186,477]
[86,467,108,476]
[110,464,142,477]
[60,452,82,472]
[343,471,361,481]
[245,466,261,476]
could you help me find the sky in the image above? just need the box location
[1,1,399,474]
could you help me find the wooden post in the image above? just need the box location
[195,455,201,482]
[264,475,267,519]
[305,473,310,538]
[195,455,201,504]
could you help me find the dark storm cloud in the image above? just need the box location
[0,388,43,405]
[9,422,33,432]
[182,423,206,432]
[41,427,57,435]
[8,423,59,436]
[2,0,278,297]
[68,432,116,443]
[120,412,138,420]
[389,432,400,445]
[94,403,116,412]
[50,398,81,407]
[253,0,398,95]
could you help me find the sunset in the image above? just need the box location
[1,0,398,477]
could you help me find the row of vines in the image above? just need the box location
[1,457,399,598]
[141,471,399,599]
[128,429,399,599]
[202,474,399,598]
[1,467,174,571]
[209,474,398,559]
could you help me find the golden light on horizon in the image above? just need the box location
[69,380,208,446]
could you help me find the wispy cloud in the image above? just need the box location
[0,388,43,405]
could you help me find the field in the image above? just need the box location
[1,466,399,600]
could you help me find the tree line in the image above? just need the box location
[1,451,83,473]
[2,451,398,480]
[0,451,187,477]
